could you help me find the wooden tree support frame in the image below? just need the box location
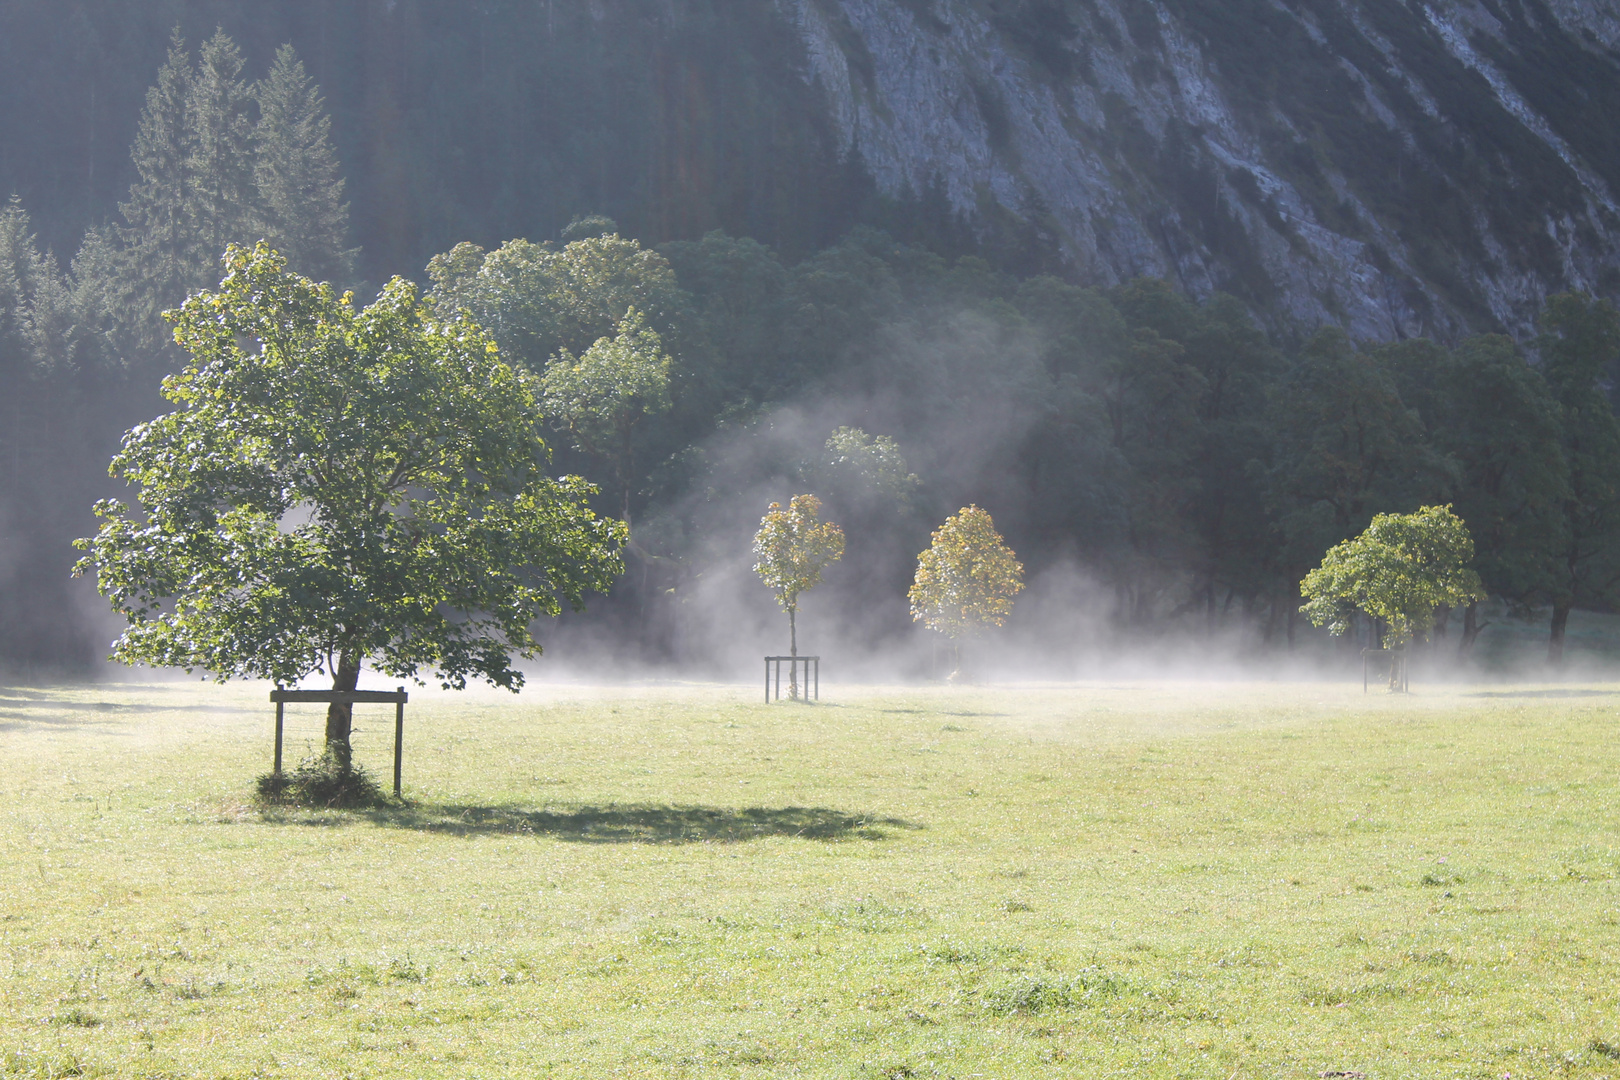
[764,656,819,703]
[1361,648,1408,693]
[271,687,410,796]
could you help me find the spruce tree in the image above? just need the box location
[255,45,354,282]
[187,30,259,276]
[116,31,196,345]
[115,30,261,355]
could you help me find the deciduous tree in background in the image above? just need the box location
[74,245,625,774]
[909,505,1024,680]
[539,306,673,525]
[753,494,844,700]
[1299,505,1486,687]
[1535,293,1620,664]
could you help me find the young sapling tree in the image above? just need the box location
[909,505,1024,680]
[753,494,844,700]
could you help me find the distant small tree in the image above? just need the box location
[1299,505,1487,687]
[539,306,672,525]
[909,505,1024,679]
[74,244,626,776]
[823,426,921,505]
[753,494,844,699]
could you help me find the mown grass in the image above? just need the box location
[1,677,1617,1078]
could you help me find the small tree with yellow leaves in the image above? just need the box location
[753,494,845,699]
[909,505,1024,680]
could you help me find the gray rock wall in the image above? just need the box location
[780,0,1620,340]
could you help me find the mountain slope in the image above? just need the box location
[784,0,1620,337]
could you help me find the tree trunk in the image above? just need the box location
[1548,601,1571,666]
[1458,602,1486,654]
[788,605,799,701]
[325,651,360,772]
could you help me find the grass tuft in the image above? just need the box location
[982,969,1124,1014]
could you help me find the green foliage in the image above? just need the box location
[425,233,688,377]
[1300,505,1487,646]
[753,493,846,620]
[1534,293,1620,658]
[1382,334,1568,616]
[1267,327,1437,570]
[73,243,626,692]
[113,31,352,356]
[540,307,674,520]
[909,505,1025,640]
[822,427,920,505]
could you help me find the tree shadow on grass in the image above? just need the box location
[267,802,922,843]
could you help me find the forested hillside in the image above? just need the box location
[1,2,1618,673]
[6,0,1617,333]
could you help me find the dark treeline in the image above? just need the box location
[0,0,1012,284]
[4,29,1618,673]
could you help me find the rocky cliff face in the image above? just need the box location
[780,0,1620,339]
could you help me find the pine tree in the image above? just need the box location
[255,44,354,282]
[115,30,261,354]
[187,30,259,275]
[116,30,196,343]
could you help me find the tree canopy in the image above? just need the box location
[539,306,673,523]
[909,505,1025,642]
[753,493,845,688]
[74,244,625,762]
[1299,505,1487,651]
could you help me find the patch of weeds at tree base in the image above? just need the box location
[255,752,387,809]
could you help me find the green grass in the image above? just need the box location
[2,677,1618,1078]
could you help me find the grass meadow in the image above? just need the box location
[1,676,1617,1079]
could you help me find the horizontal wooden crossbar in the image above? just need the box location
[270,689,409,704]
[763,656,820,662]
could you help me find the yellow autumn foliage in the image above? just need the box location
[909,505,1024,639]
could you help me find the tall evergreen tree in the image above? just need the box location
[187,30,258,276]
[255,44,354,282]
[115,30,260,355]
[115,31,196,347]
